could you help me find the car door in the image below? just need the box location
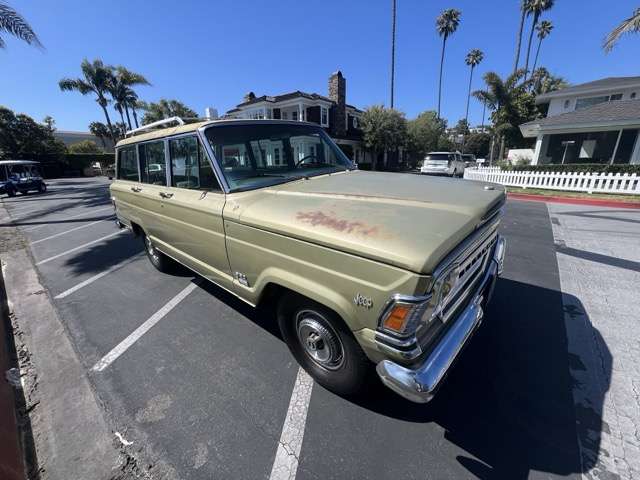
[111,145,144,227]
[136,139,170,241]
[159,134,232,288]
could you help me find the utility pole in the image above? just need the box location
[390,0,397,108]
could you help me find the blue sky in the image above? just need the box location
[1,0,639,131]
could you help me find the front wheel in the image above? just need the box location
[143,233,175,273]
[6,186,16,197]
[38,183,47,193]
[278,293,371,396]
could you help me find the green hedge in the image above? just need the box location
[501,163,640,175]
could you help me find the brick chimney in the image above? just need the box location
[328,71,346,136]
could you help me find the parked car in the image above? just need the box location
[420,151,465,177]
[110,118,506,403]
[461,153,476,168]
[0,160,47,197]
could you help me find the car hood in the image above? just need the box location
[224,170,505,274]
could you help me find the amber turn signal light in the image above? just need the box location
[383,304,412,332]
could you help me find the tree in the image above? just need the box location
[113,66,150,129]
[68,140,102,154]
[435,8,461,118]
[532,20,553,72]
[464,49,484,126]
[139,99,198,125]
[59,59,117,141]
[89,121,110,149]
[464,132,491,158]
[360,105,407,171]
[390,0,397,108]
[603,7,640,52]
[42,115,55,132]
[407,110,446,164]
[530,67,568,95]
[523,0,554,77]
[513,1,531,73]
[0,2,42,49]
[0,106,66,159]
[473,69,537,160]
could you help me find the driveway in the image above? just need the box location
[2,176,636,479]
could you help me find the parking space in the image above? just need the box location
[3,176,617,479]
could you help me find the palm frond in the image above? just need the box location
[0,2,42,49]
[58,78,93,95]
[604,8,640,52]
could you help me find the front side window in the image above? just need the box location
[117,146,139,181]
[139,140,167,185]
[169,136,220,191]
[205,123,354,192]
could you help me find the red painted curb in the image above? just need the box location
[508,192,640,209]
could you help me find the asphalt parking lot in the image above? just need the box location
[3,176,637,479]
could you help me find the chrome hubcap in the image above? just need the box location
[296,312,344,370]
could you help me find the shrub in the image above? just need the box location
[500,163,640,175]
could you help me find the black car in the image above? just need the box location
[0,160,47,197]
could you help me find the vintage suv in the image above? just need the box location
[110,118,506,403]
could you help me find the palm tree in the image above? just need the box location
[0,2,42,49]
[59,59,116,140]
[473,69,533,160]
[604,8,640,52]
[532,20,553,71]
[390,0,397,108]
[524,0,554,77]
[435,8,461,118]
[513,0,531,73]
[114,66,150,129]
[530,67,568,95]
[464,49,484,125]
[89,121,110,149]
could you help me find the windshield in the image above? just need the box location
[205,123,354,191]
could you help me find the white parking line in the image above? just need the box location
[23,205,113,232]
[35,230,124,265]
[269,367,314,480]
[54,256,140,299]
[31,216,115,245]
[92,280,200,372]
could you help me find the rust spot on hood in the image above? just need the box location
[296,210,383,237]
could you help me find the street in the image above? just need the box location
[2,176,638,479]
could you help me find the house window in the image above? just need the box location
[576,94,624,110]
[282,111,288,120]
[321,107,329,126]
[610,93,623,101]
[353,116,359,129]
[292,111,298,121]
[631,92,637,99]
[564,100,570,109]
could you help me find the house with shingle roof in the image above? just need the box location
[520,76,640,165]
[225,71,373,166]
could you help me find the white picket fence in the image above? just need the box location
[464,167,640,195]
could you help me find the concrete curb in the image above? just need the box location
[0,197,123,479]
[508,192,640,209]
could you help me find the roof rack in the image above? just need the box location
[124,116,206,138]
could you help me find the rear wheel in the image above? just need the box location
[278,293,371,396]
[6,186,16,197]
[143,233,175,273]
[38,183,47,193]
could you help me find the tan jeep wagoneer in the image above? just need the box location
[110,118,506,403]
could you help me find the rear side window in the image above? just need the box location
[169,136,221,191]
[117,146,139,181]
[139,141,167,185]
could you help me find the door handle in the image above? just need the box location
[159,192,174,199]
[130,186,142,192]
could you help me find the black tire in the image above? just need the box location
[142,232,175,273]
[38,183,47,193]
[278,293,372,396]
[6,186,16,197]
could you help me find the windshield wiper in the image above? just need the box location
[247,172,287,178]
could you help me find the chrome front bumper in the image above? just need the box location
[376,236,505,403]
